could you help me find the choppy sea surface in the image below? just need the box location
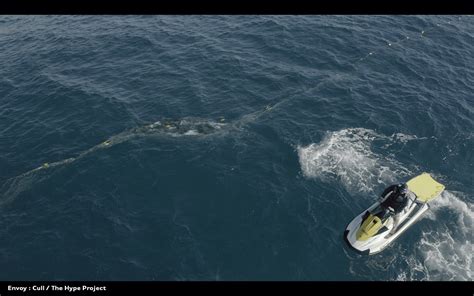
[0,16,472,281]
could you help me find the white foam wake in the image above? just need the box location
[297,128,413,195]
[297,128,472,280]
[398,190,473,281]
[390,133,428,144]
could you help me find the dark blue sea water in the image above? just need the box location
[0,16,472,281]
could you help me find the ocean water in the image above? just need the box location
[0,15,472,281]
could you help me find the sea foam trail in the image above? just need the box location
[297,128,413,195]
[296,128,472,280]
[398,190,473,281]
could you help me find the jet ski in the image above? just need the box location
[344,173,445,255]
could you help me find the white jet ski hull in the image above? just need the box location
[344,197,428,255]
[344,173,445,255]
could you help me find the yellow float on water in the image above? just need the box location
[406,172,445,203]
